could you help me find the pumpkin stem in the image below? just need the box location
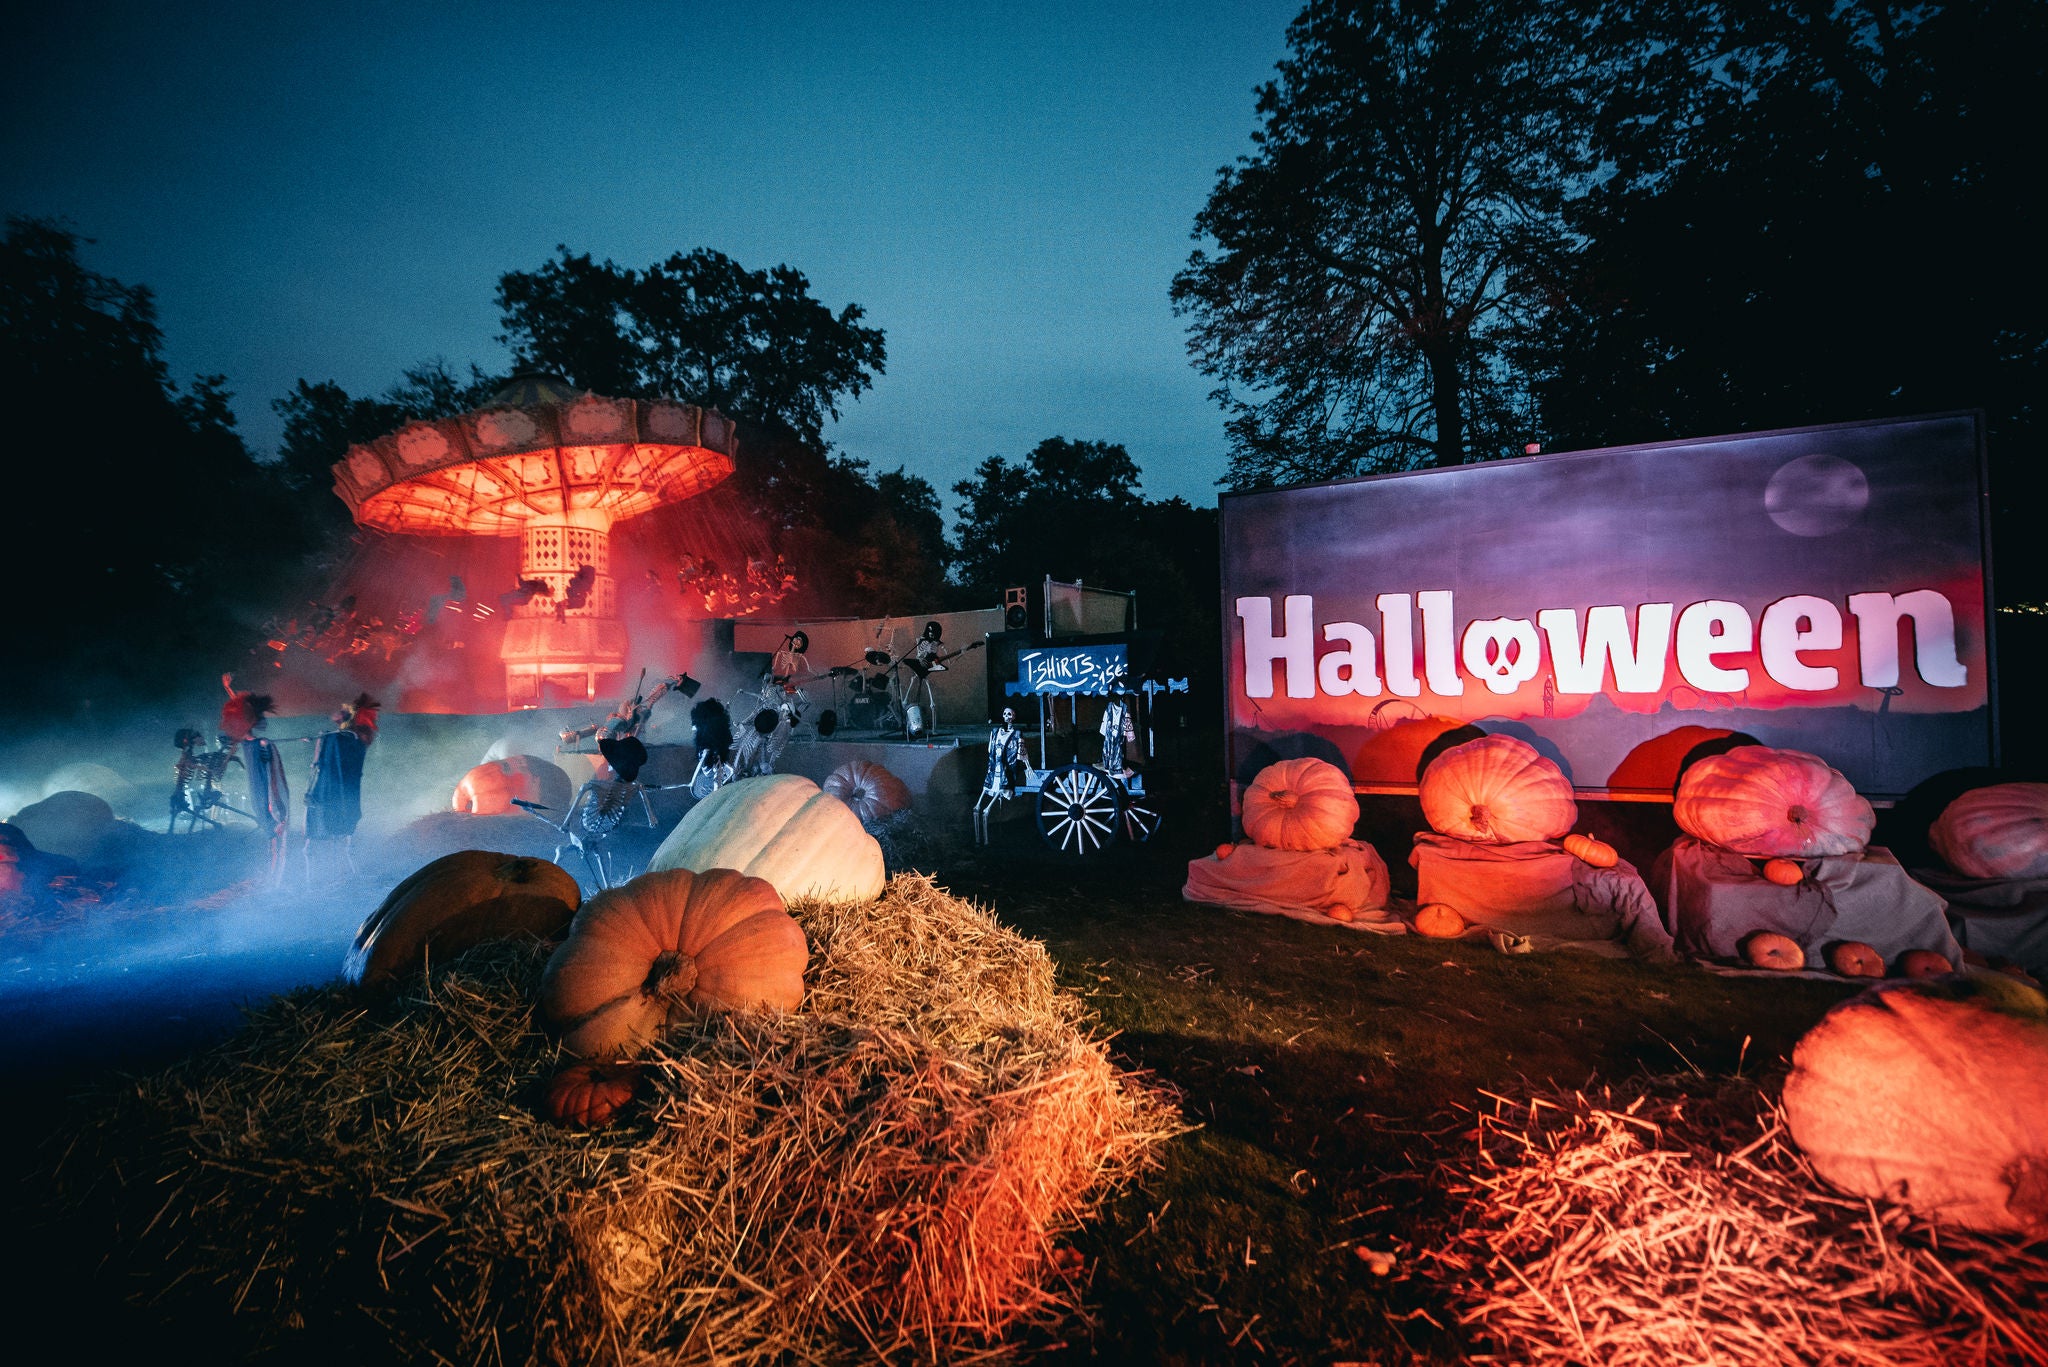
[1786,805,1809,825]
[646,950,699,1003]
[1470,804,1492,836]
[2007,1153,2048,1227]
[1271,789,1297,809]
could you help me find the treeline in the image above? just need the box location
[0,223,1214,722]
[1175,0,2044,499]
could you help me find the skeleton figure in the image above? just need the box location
[682,698,734,797]
[972,707,1026,845]
[304,693,379,878]
[733,673,801,777]
[1098,692,1137,777]
[168,728,244,833]
[558,669,699,749]
[221,674,290,883]
[525,736,684,890]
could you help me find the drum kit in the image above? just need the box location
[819,632,983,740]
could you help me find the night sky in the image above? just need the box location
[1,1,1299,508]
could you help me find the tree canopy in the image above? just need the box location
[496,246,886,450]
[1174,0,1600,488]
[0,217,302,719]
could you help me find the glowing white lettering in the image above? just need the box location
[1460,617,1540,695]
[1847,590,1968,689]
[1537,603,1674,694]
[1236,595,1316,698]
[1318,622,1380,697]
[1675,600,1753,693]
[1759,595,1842,691]
[1234,590,1969,702]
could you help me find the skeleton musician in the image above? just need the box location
[219,675,291,883]
[533,670,701,888]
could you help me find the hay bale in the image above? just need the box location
[42,875,1178,1363]
[1420,1075,2048,1366]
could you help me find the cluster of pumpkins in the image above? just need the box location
[345,773,890,1127]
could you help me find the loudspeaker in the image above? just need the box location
[1004,603,1028,631]
[816,709,837,737]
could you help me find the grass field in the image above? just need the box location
[938,823,1858,1363]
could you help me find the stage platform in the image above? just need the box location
[639,731,989,816]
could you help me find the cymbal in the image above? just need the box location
[864,649,892,667]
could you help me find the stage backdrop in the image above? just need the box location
[1221,413,1993,800]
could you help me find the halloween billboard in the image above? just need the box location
[1221,413,1993,800]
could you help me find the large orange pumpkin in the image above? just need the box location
[346,849,581,986]
[540,867,808,1058]
[1419,735,1577,844]
[1929,782,2048,880]
[1673,745,1873,857]
[1783,972,2048,1235]
[1240,758,1357,851]
[821,760,912,826]
[651,774,885,904]
[451,755,575,816]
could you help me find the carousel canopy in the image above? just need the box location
[331,375,737,536]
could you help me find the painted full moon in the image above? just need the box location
[1764,453,1870,536]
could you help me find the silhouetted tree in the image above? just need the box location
[949,438,1218,669]
[496,246,886,449]
[1174,0,1601,488]
[0,217,294,719]
[1533,1,2047,472]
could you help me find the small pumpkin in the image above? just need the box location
[1673,745,1873,857]
[1214,843,1236,860]
[543,1061,642,1128]
[1562,833,1617,868]
[1929,783,2048,880]
[1240,758,1357,851]
[821,760,913,826]
[651,775,884,904]
[1896,949,1954,979]
[346,850,580,986]
[1742,930,1805,971]
[540,867,808,1059]
[1413,903,1467,938]
[1825,941,1885,978]
[451,755,575,816]
[1420,735,1577,844]
[1783,971,2048,1234]
[1761,857,1804,886]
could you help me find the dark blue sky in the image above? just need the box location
[2,1,1299,508]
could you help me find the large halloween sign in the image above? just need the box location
[1221,414,1993,798]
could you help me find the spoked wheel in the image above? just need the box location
[1115,780,1160,844]
[1037,763,1122,854]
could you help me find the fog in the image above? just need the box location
[0,678,758,1077]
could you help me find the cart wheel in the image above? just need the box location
[1117,781,1160,844]
[1037,763,1122,855]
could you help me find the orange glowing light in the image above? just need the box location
[332,375,736,708]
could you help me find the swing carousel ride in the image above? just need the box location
[320,374,779,710]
